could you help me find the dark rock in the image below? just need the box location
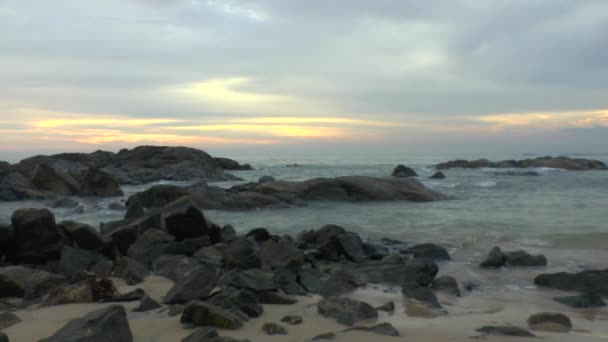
[108,202,125,210]
[402,286,443,310]
[0,312,21,329]
[127,229,175,263]
[317,297,378,326]
[113,257,150,285]
[51,197,79,208]
[163,265,218,304]
[258,291,298,305]
[258,176,275,183]
[504,250,547,267]
[246,228,271,243]
[31,163,80,195]
[534,269,608,295]
[553,292,606,308]
[475,326,535,337]
[312,332,335,341]
[298,224,346,246]
[320,269,364,297]
[220,225,237,243]
[401,258,439,288]
[259,237,305,270]
[11,208,64,263]
[181,301,244,329]
[401,243,450,261]
[429,171,446,179]
[281,315,303,325]
[213,157,253,171]
[376,301,395,312]
[0,266,66,299]
[58,246,102,280]
[207,287,263,318]
[133,294,162,312]
[528,312,572,332]
[0,275,25,298]
[362,242,389,260]
[223,269,277,292]
[436,156,607,171]
[181,327,219,342]
[299,270,324,294]
[262,322,287,335]
[220,238,260,270]
[392,165,418,177]
[193,246,223,267]
[273,267,307,295]
[479,246,506,268]
[126,184,190,209]
[168,305,185,317]
[39,305,133,342]
[0,332,8,342]
[124,199,145,219]
[77,167,123,197]
[0,224,14,259]
[102,288,145,303]
[432,275,461,297]
[161,197,208,240]
[321,233,367,263]
[345,322,400,337]
[495,171,540,176]
[60,221,109,251]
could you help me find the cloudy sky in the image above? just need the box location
[1,0,607,159]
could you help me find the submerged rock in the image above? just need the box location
[317,297,378,326]
[402,243,450,261]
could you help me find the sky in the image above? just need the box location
[1,0,607,160]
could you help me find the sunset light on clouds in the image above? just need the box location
[1,1,607,157]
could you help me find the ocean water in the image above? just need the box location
[1,153,608,293]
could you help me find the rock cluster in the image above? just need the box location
[435,156,607,171]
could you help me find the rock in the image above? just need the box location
[163,265,218,304]
[0,224,14,254]
[193,246,223,267]
[432,275,461,297]
[534,269,608,295]
[401,258,439,288]
[207,287,263,318]
[51,197,79,208]
[320,269,364,297]
[259,237,304,270]
[77,167,123,196]
[220,238,260,270]
[376,301,395,312]
[213,157,253,171]
[553,292,606,308]
[299,270,324,294]
[401,243,450,261]
[504,250,547,267]
[495,171,540,176]
[60,221,109,251]
[181,327,219,342]
[429,171,445,179]
[479,246,506,268]
[181,301,244,329]
[436,156,607,171]
[113,257,150,285]
[223,269,277,292]
[281,315,303,325]
[273,267,307,295]
[0,333,7,342]
[345,322,400,337]
[39,305,133,342]
[0,312,21,329]
[246,228,271,243]
[11,208,64,263]
[31,163,80,195]
[133,294,162,312]
[127,228,176,263]
[402,287,443,310]
[161,197,208,240]
[362,242,389,260]
[259,176,275,183]
[258,291,298,305]
[220,225,237,243]
[43,281,94,306]
[392,165,418,177]
[528,312,572,332]
[126,184,190,209]
[475,326,535,337]
[317,297,378,326]
[321,233,367,263]
[0,266,66,299]
[311,332,335,341]
[108,202,125,210]
[168,305,185,317]
[0,275,25,298]
[262,322,288,335]
[124,199,145,219]
[58,246,102,280]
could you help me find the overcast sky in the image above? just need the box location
[1,0,607,159]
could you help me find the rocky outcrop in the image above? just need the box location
[39,305,133,342]
[534,269,608,295]
[436,156,607,171]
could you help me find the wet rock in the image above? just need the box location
[475,326,535,337]
[528,312,572,333]
[223,269,277,292]
[281,315,303,325]
[273,267,307,295]
[320,269,364,297]
[430,171,446,179]
[0,332,6,342]
[535,269,608,295]
[362,242,389,260]
[0,266,66,299]
[321,233,367,263]
[259,237,305,270]
[345,322,400,337]
[11,208,64,263]
[213,157,253,171]
[504,250,547,267]
[392,165,418,177]
[133,294,162,312]
[32,163,80,195]
[58,246,102,280]
[401,243,450,261]
[220,225,237,243]
[246,228,271,243]
[311,332,335,341]
[163,265,217,304]
[181,301,244,329]
[0,312,21,329]
[77,167,123,197]
[298,225,346,246]
[220,238,260,270]
[40,305,133,342]
[376,301,395,313]
[262,322,288,335]
[126,184,190,209]
[299,270,324,294]
[207,287,263,318]
[124,199,145,219]
[127,229,175,263]
[317,297,378,326]
[401,258,439,288]
[258,176,275,183]
[113,257,150,285]
[0,275,25,298]
[432,275,461,297]
[258,291,298,305]
[161,197,208,240]
[60,221,109,251]
[479,246,505,268]
[51,197,79,208]
[553,292,606,308]
[181,327,219,342]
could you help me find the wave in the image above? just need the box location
[473,180,496,188]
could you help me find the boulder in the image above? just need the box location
[479,246,505,268]
[31,163,80,195]
[429,171,445,179]
[39,305,133,342]
[281,315,303,325]
[527,312,572,333]
[258,176,275,184]
[126,184,190,209]
[259,237,305,270]
[299,270,324,294]
[376,301,395,313]
[436,156,607,171]
[11,208,64,263]
[51,197,79,208]
[133,294,162,312]
[298,225,346,246]
[213,157,253,171]
[362,242,389,260]
[0,266,66,299]
[317,297,378,326]
[245,228,271,243]
[220,238,260,270]
[163,265,218,304]
[0,332,8,342]
[60,221,109,251]
[534,269,608,295]
[432,275,461,297]
[504,250,547,267]
[181,327,219,342]
[58,246,102,280]
[475,326,535,337]
[152,255,204,283]
[220,225,237,243]
[320,269,364,297]
[113,257,150,285]
[258,291,298,305]
[553,292,606,308]
[273,267,307,295]
[77,167,123,196]
[223,269,277,292]
[127,229,175,263]
[401,258,439,288]
[207,287,263,318]
[181,301,244,329]
[0,275,25,298]
[392,165,418,177]
[401,243,450,261]
[193,246,223,267]
[321,233,367,263]
[124,199,145,219]
[262,322,287,335]
[0,224,14,258]
[161,197,208,240]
